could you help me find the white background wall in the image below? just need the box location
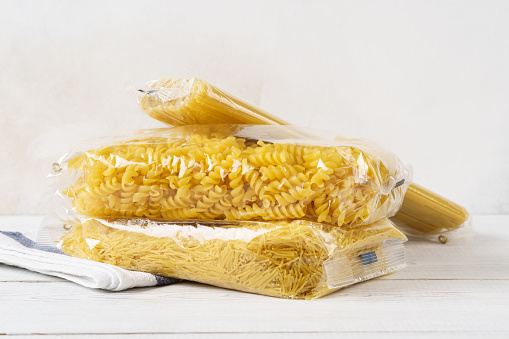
[1,0,508,215]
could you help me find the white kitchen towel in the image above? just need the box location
[0,230,179,290]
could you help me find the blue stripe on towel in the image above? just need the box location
[0,231,180,286]
[155,275,180,285]
[0,231,64,254]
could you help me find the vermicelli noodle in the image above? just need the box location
[60,217,407,299]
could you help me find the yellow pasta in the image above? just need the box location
[138,77,289,126]
[58,125,408,227]
[60,217,407,299]
[137,77,469,241]
[391,183,469,241]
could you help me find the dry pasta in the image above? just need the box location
[138,77,289,126]
[55,125,409,227]
[138,77,469,242]
[59,217,407,299]
[391,183,470,243]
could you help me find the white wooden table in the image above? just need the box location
[0,215,508,338]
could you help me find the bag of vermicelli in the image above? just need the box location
[51,125,410,228]
[58,217,407,299]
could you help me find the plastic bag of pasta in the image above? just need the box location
[58,217,407,299]
[138,77,289,126]
[391,184,473,244]
[51,125,410,228]
[138,77,471,243]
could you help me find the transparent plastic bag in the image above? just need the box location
[138,77,289,126]
[391,183,473,243]
[137,76,470,242]
[393,217,474,244]
[58,217,407,299]
[51,125,411,228]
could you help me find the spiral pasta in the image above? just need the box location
[59,126,408,227]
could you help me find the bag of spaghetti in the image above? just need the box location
[51,124,411,228]
[138,77,473,244]
[57,217,406,299]
[391,183,473,244]
[137,77,288,126]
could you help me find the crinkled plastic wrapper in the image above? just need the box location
[59,217,407,299]
[393,218,474,244]
[138,77,471,243]
[138,77,288,126]
[391,184,472,244]
[52,125,411,228]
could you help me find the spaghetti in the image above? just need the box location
[391,183,470,241]
[138,77,469,241]
[138,77,289,126]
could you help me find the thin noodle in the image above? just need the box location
[60,218,406,299]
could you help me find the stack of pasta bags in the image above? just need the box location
[44,77,461,299]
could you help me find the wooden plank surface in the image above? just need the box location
[0,215,508,337]
[7,333,509,339]
[1,279,508,334]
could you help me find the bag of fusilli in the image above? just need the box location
[50,124,411,228]
[137,77,473,244]
[56,216,407,299]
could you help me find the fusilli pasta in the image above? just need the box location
[59,126,408,227]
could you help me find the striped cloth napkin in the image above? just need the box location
[0,230,179,290]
